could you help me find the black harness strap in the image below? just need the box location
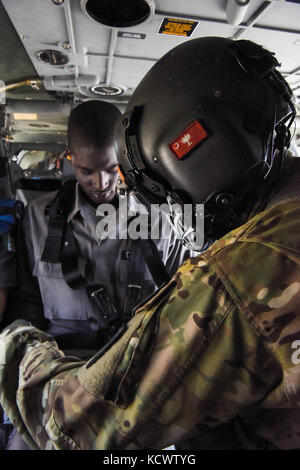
[61,222,88,289]
[123,240,142,319]
[140,237,171,288]
[41,181,170,332]
[62,222,120,332]
[41,179,76,263]
[41,182,120,335]
[133,194,171,288]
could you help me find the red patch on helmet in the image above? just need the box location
[169,121,208,159]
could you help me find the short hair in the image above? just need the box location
[68,100,121,153]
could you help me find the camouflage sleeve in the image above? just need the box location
[0,320,84,449]
[1,200,299,450]
[0,245,294,449]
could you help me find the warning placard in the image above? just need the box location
[158,17,198,37]
[118,32,146,40]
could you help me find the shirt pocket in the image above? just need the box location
[33,260,88,321]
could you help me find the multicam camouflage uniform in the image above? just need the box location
[0,192,300,449]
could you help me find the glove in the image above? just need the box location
[0,199,23,235]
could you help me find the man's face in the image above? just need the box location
[71,143,119,205]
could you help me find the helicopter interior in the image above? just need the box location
[0,0,299,204]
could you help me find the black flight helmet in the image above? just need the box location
[116,37,295,250]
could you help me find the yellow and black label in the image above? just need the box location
[158,17,198,37]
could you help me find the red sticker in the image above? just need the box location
[169,120,208,159]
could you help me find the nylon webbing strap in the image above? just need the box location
[140,238,170,288]
[41,179,89,288]
[62,223,120,328]
[60,221,120,328]
[123,243,142,317]
[41,179,76,263]
[41,182,170,321]
[40,194,65,263]
[41,180,120,330]
[132,195,171,288]
[61,222,87,289]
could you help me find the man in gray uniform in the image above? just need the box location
[5,99,190,450]
[18,100,190,355]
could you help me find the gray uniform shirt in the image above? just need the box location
[22,183,191,348]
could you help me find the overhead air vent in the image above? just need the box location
[37,49,69,66]
[90,84,124,96]
[82,0,155,28]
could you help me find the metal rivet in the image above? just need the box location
[122,118,129,128]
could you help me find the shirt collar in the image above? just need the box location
[67,182,98,223]
[67,185,150,223]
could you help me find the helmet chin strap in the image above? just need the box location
[166,193,212,252]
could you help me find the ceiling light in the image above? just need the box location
[13,113,38,120]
